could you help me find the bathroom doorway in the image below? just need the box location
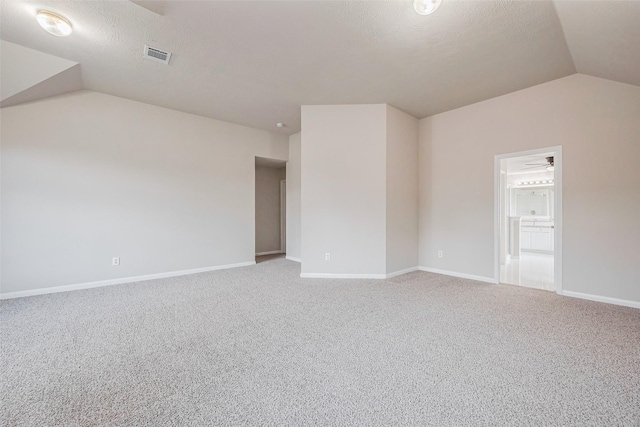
[494,147,562,293]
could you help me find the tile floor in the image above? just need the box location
[500,252,554,291]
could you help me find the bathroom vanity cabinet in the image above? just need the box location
[520,219,554,253]
[509,186,555,255]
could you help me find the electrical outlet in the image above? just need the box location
[325,253,331,261]
[437,250,443,258]
[112,257,120,266]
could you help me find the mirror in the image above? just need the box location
[512,188,550,217]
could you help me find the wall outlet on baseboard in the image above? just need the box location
[112,257,120,266]
[325,253,331,261]
[437,250,443,258]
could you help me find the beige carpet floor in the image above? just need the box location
[1,256,639,426]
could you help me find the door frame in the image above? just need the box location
[493,146,563,293]
[280,179,286,254]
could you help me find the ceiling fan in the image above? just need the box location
[522,156,554,171]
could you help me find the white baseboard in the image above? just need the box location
[558,290,640,310]
[300,267,420,280]
[386,266,419,278]
[285,256,301,263]
[300,273,387,279]
[255,251,284,256]
[0,261,257,300]
[418,266,497,284]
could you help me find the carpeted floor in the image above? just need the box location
[1,256,639,426]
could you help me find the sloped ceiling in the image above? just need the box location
[129,0,166,16]
[0,0,637,134]
[0,62,82,108]
[0,40,79,103]
[554,0,640,87]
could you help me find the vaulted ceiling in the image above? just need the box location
[1,0,638,134]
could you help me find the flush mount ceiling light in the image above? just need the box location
[36,10,72,37]
[413,0,442,15]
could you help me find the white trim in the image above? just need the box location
[386,266,419,278]
[300,273,387,279]
[280,179,286,253]
[559,290,640,310]
[0,261,256,300]
[418,267,497,284]
[255,250,284,256]
[285,256,301,263]
[494,146,563,293]
[554,148,563,294]
[301,267,492,282]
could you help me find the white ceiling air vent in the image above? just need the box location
[143,45,171,64]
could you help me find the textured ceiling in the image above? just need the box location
[554,0,640,87]
[0,1,637,134]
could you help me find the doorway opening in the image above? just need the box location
[255,157,287,263]
[494,147,562,293]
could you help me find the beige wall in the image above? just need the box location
[301,105,387,276]
[286,133,301,261]
[300,104,419,277]
[419,74,640,303]
[1,90,288,294]
[386,105,419,274]
[255,165,285,254]
[5,75,637,305]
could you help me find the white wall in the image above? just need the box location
[419,74,640,303]
[286,133,301,261]
[255,165,285,254]
[301,105,387,276]
[1,90,288,294]
[386,105,419,274]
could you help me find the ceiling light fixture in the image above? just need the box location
[413,0,442,15]
[36,10,72,37]
[276,123,285,128]
[517,180,554,187]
